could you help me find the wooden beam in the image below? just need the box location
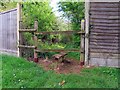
[19,29,36,32]
[17,3,22,57]
[35,31,85,35]
[85,0,90,65]
[35,49,81,53]
[80,19,85,61]
[34,21,38,61]
[18,45,36,49]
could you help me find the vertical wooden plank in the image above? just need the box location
[34,21,38,62]
[85,0,90,65]
[17,3,22,57]
[80,19,85,62]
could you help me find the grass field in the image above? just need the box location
[1,54,119,88]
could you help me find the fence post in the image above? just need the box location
[80,19,85,66]
[34,21,38,62]
[85,1,90,65]
[17,3,22,57]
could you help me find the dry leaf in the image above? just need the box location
[59,80,65,86]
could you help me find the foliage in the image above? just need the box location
[58,2,85,30]
[2,55,119,88]
[0,2,17,12]
[21,2,59,46]
[22,2,57,32]
[58,2,85,50]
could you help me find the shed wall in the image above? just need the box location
[0,9,17,55]
[89,2,120,67]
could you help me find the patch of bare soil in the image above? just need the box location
[37,58,84,74]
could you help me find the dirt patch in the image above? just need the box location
[37,58,84,74]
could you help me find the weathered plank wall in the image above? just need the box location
[89,2,120,67]
[0,8,17,55]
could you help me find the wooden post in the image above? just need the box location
[34,21,38,62]
[85,0,90,65]
[17,3,22,57]
[80,19,85,65]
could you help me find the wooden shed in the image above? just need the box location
[85,0,120,67]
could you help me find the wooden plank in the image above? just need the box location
[90,49,119,54]
[90,42,119,47]
[18,45,36,49]
[91,25,119,28]
[90,20,119,24]
[90,33,119,36]
[80,19,85,61]
[90,46,119,50]
[17,3,22,57]
[90,11,119,16]
[90,39,119,43]
[90,30,119,34]
[90,3,119,8]
[34,21,38,60]
[90,2,119,4]
[90,28,119,32]
[35,31,85,35]
[91,26,119,30]
[90,37,118,41]
[90,15,119,20]
[35,49,80,53]
[90,42,118,49]
[19,29,36,32]
[85,0,90,65]
[90,35,119,40]
[52,52,67,60]
[91,23,119,27]
[90,7,119,12]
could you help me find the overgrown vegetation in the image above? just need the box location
[2,55,119,88]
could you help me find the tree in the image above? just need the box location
[22,2,57,31]
[0,2,17,12]
[58,2,85,30]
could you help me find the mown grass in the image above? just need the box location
[0,54,2,90]
[1,54,119,88]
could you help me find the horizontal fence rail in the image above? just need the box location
[35,31,85,35]
[35,49,81,53]
[18,45,36,49]
[19,29,37,32]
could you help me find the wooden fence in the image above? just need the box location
[0,8,17,55]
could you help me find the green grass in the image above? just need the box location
[1,54,119,88]
[0,54,2,90]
